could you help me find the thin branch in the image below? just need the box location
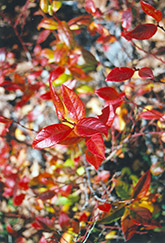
[131,40,165,64]
[0,12,32,63]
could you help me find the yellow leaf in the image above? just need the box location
[60,232,74,243]
[105,230,117,240]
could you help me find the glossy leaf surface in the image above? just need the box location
[140,0,162,22]
[106,67,134,82]
[32,124,72,149]
[95,87,121,101]
[85,134,105,159]
[49,68,66,120]
[138,67,154,79]
[75,117,108,137]
[122,24,157,40]
[85,0,102,17]
[37,18,58,30]
[98,104,116,127]
[61,84,85,122]
[139,110,163,120]
[131,170,151,200]
[85,149,103,170]
[57,21,75,48]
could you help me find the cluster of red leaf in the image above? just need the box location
[0,0,164,242]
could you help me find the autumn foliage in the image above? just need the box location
[0,0,164,242]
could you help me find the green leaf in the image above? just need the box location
[98,205,125,224]
[115,181,131,200]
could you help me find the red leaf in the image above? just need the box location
[98,203,111,212]
[106,67,134,82]
[40,91,52,100]
[61,84,85,122]
[58,130,83,145]
[85,134,105,159]
[95,87,124,102]
[94,170,110,183]
[37,18,58,30]
[37,29,51,44]
[138,67,154,79]
[34,216,54,230]
[59,212,70,229]
[85,149,103,170]
[54,43,69,64]
[139,110,163,120]
[85,0,102,17]
[59,185,72,197]
[75,117,108,137]
[79,212,88,222]
[39,190,56,201]
[131,170,151,200]
[140,0,162,22]
[121,8,132,30]
[57,21,75,47]
[68,15,92,29]
[49,68,66,120]
[13,193,25,206]
[121,210,138,241]
[130,206,152,226]
[32,124,72,149]
[18,176,29,190]
[6,224,17,236]
[122,24,157,40]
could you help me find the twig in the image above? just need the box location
[85,164,106,203]
[131,40,165,64]
[157,24,165,32]
[0,12,32,63]
[82,221,97,243]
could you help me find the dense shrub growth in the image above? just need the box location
[0,0,164,242]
